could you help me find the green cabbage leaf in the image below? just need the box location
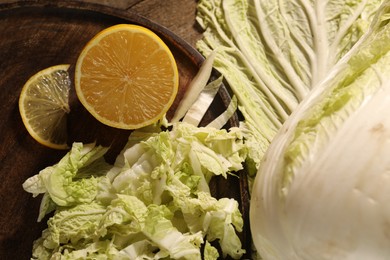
[196,0,384,170]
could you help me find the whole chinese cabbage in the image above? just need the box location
[197,0,390,259]
[250,3,390,259]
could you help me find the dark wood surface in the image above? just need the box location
[0,1,251,259]
[0,0,204,46]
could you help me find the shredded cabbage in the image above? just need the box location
[23,122,247,259]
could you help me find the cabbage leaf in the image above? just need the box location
[196,0,384,169]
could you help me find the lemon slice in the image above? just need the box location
[75,24,179,130]
[19,64,71,150]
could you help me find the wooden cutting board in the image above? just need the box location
[0,1,251,259]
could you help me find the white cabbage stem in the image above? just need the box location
[250,66,390,260]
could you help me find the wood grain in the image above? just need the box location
[0,0,204,47]
[0,1,251,259]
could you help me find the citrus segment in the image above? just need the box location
[19,64,71,150]
[75,24,179,129]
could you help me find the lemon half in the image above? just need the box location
[74,24,179,130]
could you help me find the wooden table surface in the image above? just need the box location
[0,0,203,47]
